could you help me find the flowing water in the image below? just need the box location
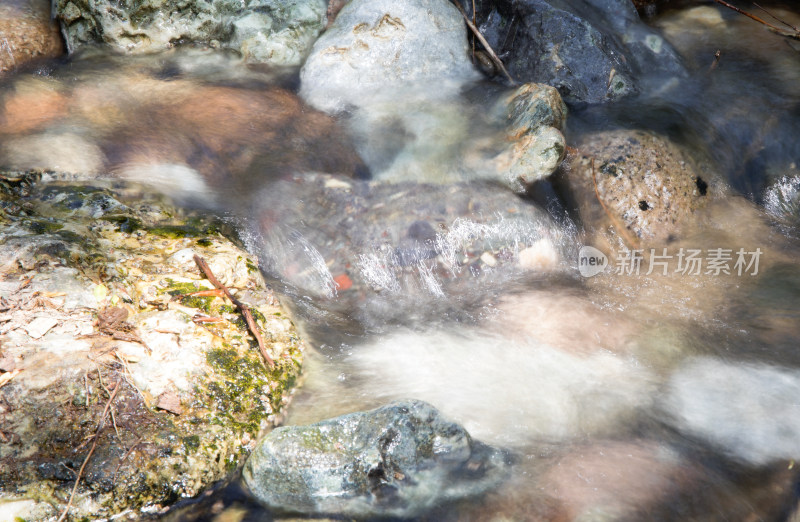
[4,1,800,520]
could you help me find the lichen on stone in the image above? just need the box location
[0,170,304,520]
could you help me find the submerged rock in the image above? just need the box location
[556,129,712,247]
[54,0,326,67]
[0,0,65,73]
[246,172,574,329]
[0,172,304,519]
[467,0,685,104]
[662,357,800,466]
[243,399,510,518]
[493,83,567,188]
[0,51,367,205]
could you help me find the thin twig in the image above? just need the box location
[753,2,798,32]
[57,382,121,522]
[112,436,143,486]
[451,0,516,85]
[712,0,800,39]
[193,256,275,368]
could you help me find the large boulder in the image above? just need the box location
[245,172,574,330]
[468,0,685,105]
[54,0,326,67]
[0,0,64,73]
[299,0,480,113]
[243,400,510,518]
[0,172,304,520]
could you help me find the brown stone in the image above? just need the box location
[0,0,64,74]
[555,130,711,249]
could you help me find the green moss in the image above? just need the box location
[183,435,201,454]
[24,219,63,234]
[147,224,203,239]
[55,229,85,243]
[196,238,213,247]
[249,307,267,325]
[201,347,282,434]
[105,215,143,233]
[245,258,258,273]
[219,304,236,314]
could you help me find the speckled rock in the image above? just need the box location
[0,172,304,520]
[0,0,65,73]
[243,400,510,518]
[53,0,326,67]
[556,130,712,247]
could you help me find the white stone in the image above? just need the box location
[23,316,58,339]
[299,0,480,114]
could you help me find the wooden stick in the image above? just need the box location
[193,256,275,368]
[753,2,799,32]
[112,436,143,486]
[452,0,516,85]
[712,0,800,39]
[57,382,121,522]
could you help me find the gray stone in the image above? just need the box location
[53,0,326,67]
[469,0,685,104]
[243,400,510,518]
[299,0,481,113]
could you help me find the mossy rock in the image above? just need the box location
[0,172,304,520]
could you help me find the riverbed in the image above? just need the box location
[3,0,800,520]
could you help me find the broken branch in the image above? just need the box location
[712,0,800,39]
[193,255,274,368]
[452,0,516,85]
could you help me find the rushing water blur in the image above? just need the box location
[3,1,800,520]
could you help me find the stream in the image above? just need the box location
[3,0,800,520]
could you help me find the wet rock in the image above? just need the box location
[247,172,574,329]
[54,0,326,67]
[0,173,304,519]
[538,440,687,520]
[492,83,568,188]
[300,0,480,113]
[0,51,367,204]
[243,399,510,518]
[301,0,566,189]
[0,0,65,74]
[764,174,800,231]
[662,357,800,466]
[556,129,712,247]
[467,0,685,104]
